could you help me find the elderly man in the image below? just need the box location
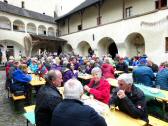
[156,63,168,90]
[84,67,111,104]
[35,70,63,126]
[109,73,148,122]
[133,58,154,87]
[51,79,107,126]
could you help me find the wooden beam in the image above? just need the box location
[123,0,125,19]
[68,17,70,34]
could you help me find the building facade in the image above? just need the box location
[56,0,168,64]
[0,1,66,61]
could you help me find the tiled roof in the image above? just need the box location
[55,0,100,21]
[0,1,55,23]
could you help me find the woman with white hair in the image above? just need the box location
[51,79,107,126]
[84,67,111,104]
[109,73,148,122]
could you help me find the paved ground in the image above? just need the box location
[0,70,33,126]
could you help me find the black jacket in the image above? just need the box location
[35,83,62,126]
[51,99,107,126]
[116,62,128,73]
[109,85,148,122]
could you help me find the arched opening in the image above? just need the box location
[13,20,25,32]
[63,44,73,53]
[48,27,55,36]
[77,41,92,56]
[98,37,118,58]
[0,16,11,30]
[31,42,63,56]
[27,23,36,34]
[125,33,145,57]
[38,25,46,35]
[0,40,25,60]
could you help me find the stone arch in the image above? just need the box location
[125,32,145,57]
[27,23,36,34]
[0,39,25,59]
[77,41,92,56]
[63,43,73,53]
[13,19,25,32]
[38,25,46,35]
[0,16,11,30]
[48,27,55,36]
[98,37,118,58]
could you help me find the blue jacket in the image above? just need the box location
[29,63,38,73]
[133,65,154,87]
[51,99,107,126]
[12,69,32,83]
[156,68,168,90]
[11,69,32,92]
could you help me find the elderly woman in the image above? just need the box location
[84,67,110,104]
[101,57,115,79]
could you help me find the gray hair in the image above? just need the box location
[45,70,60,83]
[91,67,102,78]
[117,73,133,85]
[64,79,83,100]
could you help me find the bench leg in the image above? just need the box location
[26,119,29,126]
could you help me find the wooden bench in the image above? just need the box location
[148,115,168,126]
[24,105,35,112]
[11,94,26,101]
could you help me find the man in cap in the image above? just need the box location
[133,58,154,87]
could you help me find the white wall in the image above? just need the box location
[83,6,98,29]
[101,0,123,24]
[69,13,81,33]
[60,9,168,65]
[125,0,155,16]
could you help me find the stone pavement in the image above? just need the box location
[0,70,33,126]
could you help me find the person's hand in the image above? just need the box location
[117,90,126,99]
[84,85,90,92]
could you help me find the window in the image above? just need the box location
[161,0,167,8]
[165,37,168,52]
[97,16,102,25]
[155,0,159,9]
[60,20,65,26]
[78,24,82,31]
[43,30,46,35]
[125,7,132,18]
[155,0,167,9]
[21,1,25,8]
[4,0,8,3]
[13,25,18,30]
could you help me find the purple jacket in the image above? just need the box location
[63,69,78,82]
[50,64,62,71]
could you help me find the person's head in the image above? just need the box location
[139,58,146,65]
[164,62,168,68]
[45,70,63,87]
[147,60,153,66]
[55,57,61,65]
[64,79,83,100]
[117,73,133,92]
[91,67,102,82]
[119,57,124,63]
[19,64,28,73]
[104,57,110,64]
[14,60,20,68]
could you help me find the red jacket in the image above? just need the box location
[101,63,115,79]
[87,78,111,104]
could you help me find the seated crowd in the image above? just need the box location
[4,52,168,125]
